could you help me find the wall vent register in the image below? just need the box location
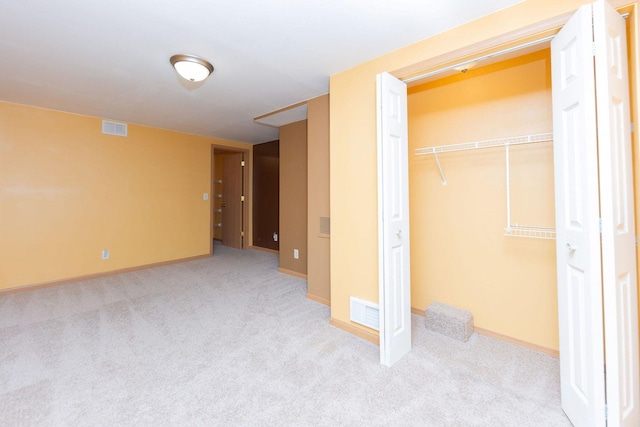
[350,297,379,331]
[319,216,330,236]
[102,120,128,137]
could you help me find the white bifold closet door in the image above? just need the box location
[376,72,411,367]
[552,1,639,426]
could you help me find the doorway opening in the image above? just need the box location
[401,1,637,356]
[407,44,556,352]
[211,146,249,252]
[252,140,280,252]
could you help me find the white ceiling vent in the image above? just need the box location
[102,120,128,137]
[350,297,379,331]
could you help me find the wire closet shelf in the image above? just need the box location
[415,132,556,240]
[414,133,554,155]
[504,225,556,240]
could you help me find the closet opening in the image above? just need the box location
[399,3,636,357]
[406,42,558,354]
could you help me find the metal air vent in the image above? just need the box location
[350,297,379,331]
[102,120,128,137]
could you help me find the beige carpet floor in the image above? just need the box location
[0,242,571,426]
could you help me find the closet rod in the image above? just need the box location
[415,133,553,156]
[402,36,554,84]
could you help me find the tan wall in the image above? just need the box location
[329,0,640,349]
[0,101,252,290]
[307,95,330,304]
[409,49,557,350]
[279,120,308,275]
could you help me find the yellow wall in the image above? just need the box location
[307,95,331,304]
[408,49,557,349]
[329,0,640,350]
[279,120,308,275]
[0,101,252,290]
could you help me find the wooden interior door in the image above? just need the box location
[222,152,244,249]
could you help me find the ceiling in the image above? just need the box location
[0,0,522,144]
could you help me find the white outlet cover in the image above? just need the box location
[203,193,209,200]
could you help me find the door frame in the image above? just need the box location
[210,145,251,253]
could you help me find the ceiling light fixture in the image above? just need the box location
[170,54,214,82]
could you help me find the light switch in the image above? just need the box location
[203,193,209,200]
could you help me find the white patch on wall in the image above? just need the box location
[350,297,379,331]
[102,120,128,137]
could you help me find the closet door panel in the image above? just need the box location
[593,1,640,425]
[377,71,411,367]
[552,3,606,426]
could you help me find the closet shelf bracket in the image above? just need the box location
[434,153,447,185]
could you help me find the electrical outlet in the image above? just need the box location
[273,232,278,242]
[203,193,209,200]
[101,249,110,260]
[293,249,299,259]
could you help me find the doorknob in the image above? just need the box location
[566,243,577,253]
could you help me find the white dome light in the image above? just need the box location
[170,54,214,82]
